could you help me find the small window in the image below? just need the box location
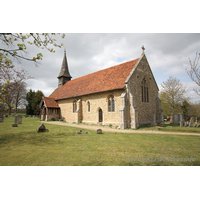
[141,77,149,103]
[73,100,77,113]
[88,101,90,112]
[108,95,115,112]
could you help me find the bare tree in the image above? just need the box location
[186,52,200,95]
[0,33,65,110]
[160,76,189,116]
[0,66,32,114]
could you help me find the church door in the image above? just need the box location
[99,109,103,122]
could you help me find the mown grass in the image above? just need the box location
[138,122,200,133]
[0,117,200,166]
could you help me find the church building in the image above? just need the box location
[40,46,164,129]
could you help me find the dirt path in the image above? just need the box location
[41,121,200,136]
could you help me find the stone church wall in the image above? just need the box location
[127,54,162,126]
[57,90,124,127]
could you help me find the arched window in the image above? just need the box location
[108,95,115,112]
[88,101,90,112]
[73,100,77,113]
[141,77,149,103]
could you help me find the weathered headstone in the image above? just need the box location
[0,115,4,123]
[15,115,22,124]
[37,123,49,133]
[184,121,188,127]
[76,129,88,134]
[180,121,184,127]
[12,123,18,127]
[197,124,200,128]
[172,113,183,125]
[189,117,194,127]
[96,129,102,134]
[194,122,197,127]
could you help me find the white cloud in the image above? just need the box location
[9,33,200,103]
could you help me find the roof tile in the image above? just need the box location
[43,96,60,108]
[50,58,139,100]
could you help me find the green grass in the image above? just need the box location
[138,122,200,133]
[10,113,26,115]
[0,117,200,166]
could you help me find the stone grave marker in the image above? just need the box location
[0,115,4,123]
[37,123,49,133]
[96,129,102,134]
[189,117,194,127]
[172,113,183,125]
[15,115,22,124]
[76,129,88,134]
[180,121,184,127]
[12,123,18,127]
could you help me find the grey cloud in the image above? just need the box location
[10,33,200,101]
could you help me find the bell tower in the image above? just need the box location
[57,48,72,87]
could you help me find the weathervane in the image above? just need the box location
[141,45,145,53]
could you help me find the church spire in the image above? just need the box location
[57,48,72,87]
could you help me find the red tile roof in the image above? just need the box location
[50,58,139,100]
[43,96,60,108]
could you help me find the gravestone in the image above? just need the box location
[180,121,184,127]
[189,117,194,127]
[184,121,188,127]
[197,124,200,128]
[12,123,18,127]
[0,115,4,123]
[37,123,49,133]
[76,129,88,134]
[172,113,183,125]
[15,115,22,124]
[96,129,102,134]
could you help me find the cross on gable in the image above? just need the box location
[141,45,145,53]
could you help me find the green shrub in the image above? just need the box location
[51,118,56,121]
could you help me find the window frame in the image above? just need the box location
[141,77,149,103]
[73,100,77,113]
[108,95,115,112]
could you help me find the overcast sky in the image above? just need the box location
[13,33,200,102]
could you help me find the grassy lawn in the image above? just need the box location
[0,117,200,166]
[138,122,200,133]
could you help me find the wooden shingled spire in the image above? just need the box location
[57,47,72,87]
